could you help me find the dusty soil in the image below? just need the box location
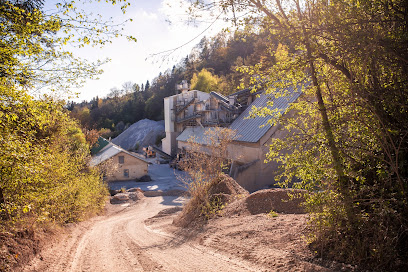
[14,190,356,272]
[192,214,327,271]
[19,196,264,272]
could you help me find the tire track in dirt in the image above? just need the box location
[22,196,264,272]
[68,206,151,272]
[121,197,263,272]
[20,220,96,272]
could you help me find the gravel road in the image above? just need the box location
[22,196,262,272]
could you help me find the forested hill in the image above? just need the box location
[68,30,273,138]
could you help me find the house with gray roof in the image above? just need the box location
[91,138,150,182]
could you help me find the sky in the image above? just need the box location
[52,0,229,102]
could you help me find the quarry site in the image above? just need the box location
[2,1,406,271]
[4,113,356,272]
[14,164,355,272]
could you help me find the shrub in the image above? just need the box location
[175,128,235,227]
[0,86,108,227]
[267,210,279,218]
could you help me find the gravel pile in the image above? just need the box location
[112,119,165,151]
[223,188,306,216]
[110,188,145,204]
[208,174,250,197]
[174,175,249,227]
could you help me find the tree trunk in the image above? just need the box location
[0,186,4,205]
[304,33,356,223]
[306,44,345,183]
[293,1,354,221]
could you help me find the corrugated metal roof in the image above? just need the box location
[176,127,213,145]
[229,86,302,143]
[90,143,150,166]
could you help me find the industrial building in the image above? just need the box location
[162,80,302,191]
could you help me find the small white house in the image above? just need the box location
[90,141,150,182]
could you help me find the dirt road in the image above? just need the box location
[22,196,263,272]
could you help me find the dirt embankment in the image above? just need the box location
[0,225,44,272]
[168,175,355,271]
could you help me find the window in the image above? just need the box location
[124,169,129,178]
[118,156,124,164]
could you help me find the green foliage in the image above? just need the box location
[0,0,127,246]
[0,0,135,94]
[0,82,108,226]
[191,0,408,270]
[0,2,131,269]
[191,68,224,93]
[267,210,278,218]
[200,195,225,219]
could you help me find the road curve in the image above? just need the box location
[22,196,262,272]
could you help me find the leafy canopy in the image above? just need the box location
[0,0,134,235]
[0,0,136,96]
[187,0,408,269]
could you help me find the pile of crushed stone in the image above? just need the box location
[110,188,145,204]
[110,188,186,204]
[208,174,249,196]
[112,119,164,151]
[206,174,250,206]
[223,188,306,217]
[174,174,307,227]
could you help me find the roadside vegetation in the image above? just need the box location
[175,128,237,227]
[0,86,108,227]
[0,0,132,270]
[184,1,408,270]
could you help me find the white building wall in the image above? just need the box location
[163,95,176,155]
[164,96,175,133]
[195,90,211,101]
[162,131,179,156]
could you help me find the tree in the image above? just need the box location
[183,55,198,81]
[122,81,134,94]
[144,80,150,91]
[108,87,121,99]
[132,83,140,92]
[0,0,134,252]
[187,0,408,269]
[0,0,135,95]
[0,82,108,225]
[190,68,224,93]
